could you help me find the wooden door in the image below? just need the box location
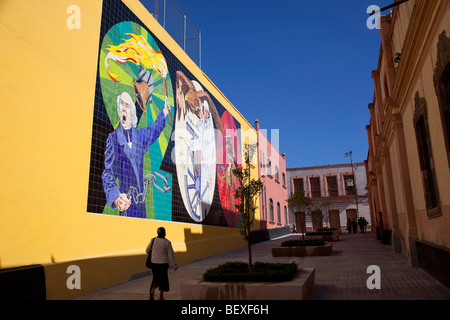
[329,210,340,229]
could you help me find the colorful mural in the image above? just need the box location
[216,111,242,227]
[87,0,244,227]
[97,21,174,220]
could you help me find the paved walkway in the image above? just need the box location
[78,232,450,300]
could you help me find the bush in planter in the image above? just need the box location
[317,228,337,232]
[305,231,333,236]
[281,239,325,247]
[203,261,297,282]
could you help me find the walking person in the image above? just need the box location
[351,218,358,234]
[146,227,178,300]
[358,217,365,233]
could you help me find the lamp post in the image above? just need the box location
[345,150,359,218]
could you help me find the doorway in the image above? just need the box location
[294,211,306,234]
[329,210,341,230]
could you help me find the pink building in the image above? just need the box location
[255,119,289,231]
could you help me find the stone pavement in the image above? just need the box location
[78,232,450,300]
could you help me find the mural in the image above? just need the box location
[87,0,245,227]
[174,71,222,222]
[216,111,242,227]
[95,21,174,220]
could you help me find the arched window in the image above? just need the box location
[269,199,274,222]
[277,202,281,223]
[261,185,266,221]
[413,92,441,218]
[434,30,450,168]
[436,64,450,166]
[284,205,288,224]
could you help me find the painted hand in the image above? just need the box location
[114,193,131,211]
[163,96,170,117]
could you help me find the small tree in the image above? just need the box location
[288,192,332,238]
[232,143,262,273]
[287,191,311,240]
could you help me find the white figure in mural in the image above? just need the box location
[174,71,222,222]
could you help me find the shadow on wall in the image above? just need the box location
[175,227,206,266]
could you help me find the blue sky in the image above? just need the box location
[140,0,394,167]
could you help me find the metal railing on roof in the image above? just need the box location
[140,0,202,69]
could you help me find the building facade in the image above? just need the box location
[255,120,289,231]
[0,0,262,299]
[365,0,450,287]
[287,163,371,232]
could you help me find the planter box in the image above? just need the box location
[305,234,339,241]
[180,268,315,300]
[317,229,341,235]
[271,243,333,257]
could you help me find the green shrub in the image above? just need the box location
[305,231,333,236]
[317,228,337,232]
[203,261,297,282]
[281,239,325,247]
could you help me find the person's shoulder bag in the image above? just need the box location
[145,238,155,269]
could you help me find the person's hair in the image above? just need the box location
[157,227,166,238]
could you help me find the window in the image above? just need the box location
[413,92,441,218]
[261,185,266,220]
[269,199,274,222]
[433,30,450,168]
[436,63,450,167]
[264,187,267,219]
[275,166,279,182]
[293,178,304,194]
[277,202,281,223]
[326,176,338,197]
[260,151,265,174]
[284,206,288,225]
[310,177,321,198]
[344,174,355,196]
[282,173,286,187]
[384,75,390,98]
[267,158,272,176]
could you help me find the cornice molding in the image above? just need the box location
[391,0,445,112]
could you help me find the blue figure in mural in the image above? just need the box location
[102,86,171,218]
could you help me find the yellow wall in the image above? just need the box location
[0,0,260,299]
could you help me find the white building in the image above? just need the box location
[286,163,371,232]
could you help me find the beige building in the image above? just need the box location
[365,0,450,288]
[287,163,371,233]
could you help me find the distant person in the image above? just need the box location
[377,211,384,240]
[351,218,358,234]
[146,227,178,300]
[358,217,365,233]
[347,218,352,234]
[378,212,384,230]
[363,217,368,232]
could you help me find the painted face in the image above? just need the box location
[119,92,133,129]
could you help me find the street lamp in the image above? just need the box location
[345,150,359,218]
